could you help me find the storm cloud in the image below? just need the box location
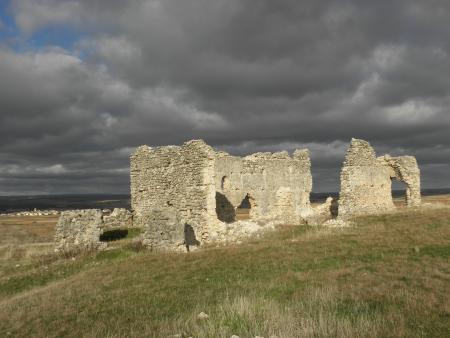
[0,0,449,194]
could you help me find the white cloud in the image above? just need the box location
[381,100,437,124]
[36,164,68,174]
[94,36,142,64]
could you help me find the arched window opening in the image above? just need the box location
[221,176,230,191]
[236,194,255,220]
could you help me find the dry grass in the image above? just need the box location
[0,202,449,337]
[0,215,58,245]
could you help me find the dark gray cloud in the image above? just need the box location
[1,0,450,194]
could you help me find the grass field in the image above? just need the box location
[0,199,449,337]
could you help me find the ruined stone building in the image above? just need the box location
[130,140,314,251]
[54,138,422,253]
[338,139,421,218]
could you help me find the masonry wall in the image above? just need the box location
[54,208,134,252]
[214,149,313,225]
[54,209,105,252]
[103,208,133,229]
[130,140,216,251]
[382,155,421,207]
[338,139,421,218]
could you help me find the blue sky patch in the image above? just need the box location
[0,0,83,52]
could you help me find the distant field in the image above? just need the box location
[421,194,450,204]
[1,189,449,212]
[0,215,58,245]
[0,197,449,337]
[0,194,130,213]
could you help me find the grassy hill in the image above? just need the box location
[0,208,449,337]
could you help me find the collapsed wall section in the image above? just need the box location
[214,149,313,225]
[103,208,133,229]
[54,209,105,252]
[338,138,421,218]
[130,140,216,251]
[54,208,134,252]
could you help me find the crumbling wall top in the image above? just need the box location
[343,138,377,166]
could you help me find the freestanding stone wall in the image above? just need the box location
[338,139,421,218]
[54,209,105,252]
[130,140,217,251]
[382,155,421,207]
[55,208,134,252]
[130,139,314,251]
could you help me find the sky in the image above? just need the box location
[0,0,449,195]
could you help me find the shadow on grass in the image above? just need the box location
[100,229,128,242]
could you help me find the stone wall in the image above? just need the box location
[338,139,421,218]
[382,155,421,207]
[54,209,105,252]
[103,208,133,229]
[130,140,314,251]
[130,140,216,251]
[55,208,134,252]
[55,138,422,252]
[214,149,313,225]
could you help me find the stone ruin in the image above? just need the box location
[54,208,132,252]
[338,139,421,218]
[53,138,422,253]
[130,140,315,251]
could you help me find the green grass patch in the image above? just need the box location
[0,259,88,297]
[0,247,140,298]
[95,248,135,261]
[419,243,450,258]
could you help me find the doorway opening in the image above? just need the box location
[391,179,408,208]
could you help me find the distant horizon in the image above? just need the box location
[2,187,450,198]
